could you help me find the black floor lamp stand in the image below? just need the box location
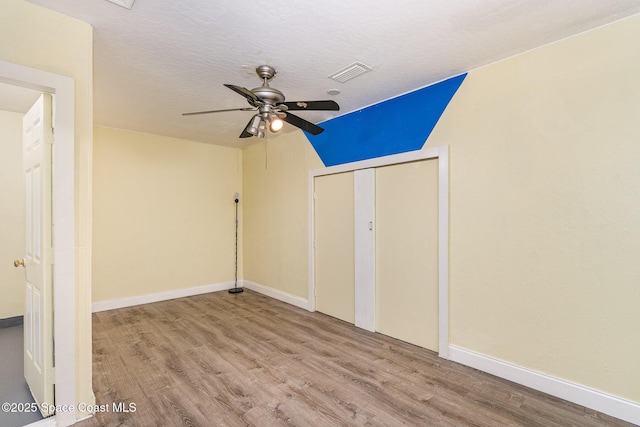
[229,192,243,294]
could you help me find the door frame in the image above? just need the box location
[1,60,77,425]
[308,146,450,358]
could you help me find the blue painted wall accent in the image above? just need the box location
[304,73,466,167]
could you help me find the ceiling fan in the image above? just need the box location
[182,65,340,138]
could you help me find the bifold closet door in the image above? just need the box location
[375,159,439,351]
[314,172,355,323]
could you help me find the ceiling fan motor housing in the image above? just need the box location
[251,85,285,106]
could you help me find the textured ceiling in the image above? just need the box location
[22,0,640,147]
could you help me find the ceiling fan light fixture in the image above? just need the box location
[257,118,268,138]
[270,117,284,132]
[245,114,262,136]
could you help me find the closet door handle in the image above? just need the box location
[14,258,25,268]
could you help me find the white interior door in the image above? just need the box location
[375,159,439,351]
[22,93,55,417]
[314,172,355,323]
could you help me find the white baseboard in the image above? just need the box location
[241,280,309,310]
[92,281,236,312]
[448,345,640,425]
[91,280,309,313]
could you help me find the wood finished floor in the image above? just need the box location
[77,290,633,427]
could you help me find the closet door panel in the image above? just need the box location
[375,159,439,351]
[314,172,355,323]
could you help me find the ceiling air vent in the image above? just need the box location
[105,0,135,9]
[328,62,372,83]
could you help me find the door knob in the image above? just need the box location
[14,258,25,268]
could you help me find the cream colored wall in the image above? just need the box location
[426,14,640,402]
[0,0,94,416]
[92,126,242,301]
[0,110,25,319]
[242,132,323,298]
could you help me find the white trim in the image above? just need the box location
[307,173,316,311]
[242,280,309,310]
[92,282,236,312]
[309,147,450,358]
[437,146,449,358]
[311,147,442,178]
[1,60,76,427]
[353,169,376,332]
[449,345,640,425]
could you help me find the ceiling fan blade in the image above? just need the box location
[282,112,325,135]
[281,100,339,111]
[224,84,261,105]
[182,107,256,116]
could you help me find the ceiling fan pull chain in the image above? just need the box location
[264,134,269,170]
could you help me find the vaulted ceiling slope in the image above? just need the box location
[25,0,640,147]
